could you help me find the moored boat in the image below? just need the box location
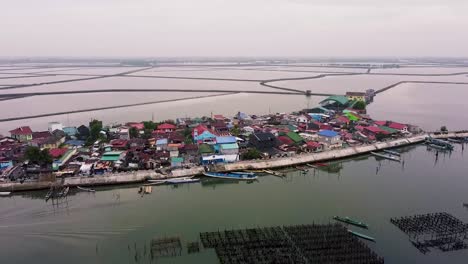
[0,192,11,196]
[165,177,200,184]
[231,171,256,176]
[262,169,285,177]
[333,216,369,229]
[77,186,96,192]
[203,172,257,180]
[370,152,401,162]
[348,230,375,242]
[447,138,463,143]
[383,149,401,156]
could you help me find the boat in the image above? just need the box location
[231,171,256,176]
[370,152,401,162]
[0,192,11,196]
[315,163,329,167]
[348,230,375,242]
[306,164,318,169]
[427,144,451,151]
[425,137,454,150]
[262,169,285,177]
[295,166,309,173]
[165,177,200,184]
[58,187,70,198]
[203,172,258,180]
[144,186,152,194]
[77,186,96,192]
[333,216,369,229]
[45,188,54,201]
[383,149,401,156]
[447,138,463,144]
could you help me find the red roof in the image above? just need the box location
[9,126,32,135]
[157,123,176,130]
[336,116,349,123]
[127,122,145,130]
[388,122,407,130]
[110,139,128,148]
[192,124,209,137]
[278,136,294,146]
[213,114,225,120]
[49,148,68,158]
[355,125,365,132]
[306,141,322,148]
[374,121,387,126]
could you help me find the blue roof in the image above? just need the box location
[318,130,339,137]
[156,138,168,145]
[216,136,237,144]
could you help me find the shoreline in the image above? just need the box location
[2,131,466,193]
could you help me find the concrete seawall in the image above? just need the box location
[1,132,467,192]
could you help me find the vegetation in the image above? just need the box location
[241,148,262,160]
[143,121,158,130]
[230,125,241,136]
[86,119,105,145]
[183,127,193,144]
[440,126,448,132]
[129,127,139,138]
[24,146,52,166]
[352,100,366,110]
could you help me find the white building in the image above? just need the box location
[48,122,63,132]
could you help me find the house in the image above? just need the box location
[110,139,128,150]
[52,130,66,143]
[364,126,388,136]
[213,114,225,121]
[249,132,279,151]
[48,122,63,133]
[10,126,33,142]
[199,143,214,156]
[156,138,168,151]
[286,132,304,145]
[201,155,225,165]
[168,144,180,157]
[219,143,239,162]
[118,127,130,140]
[170,157,184,168]
[193,125,217,144]
[49,148,68,159]
[346,92,366,102]
[101,151,125,162]
[64,139,85,147]
[0,157,13,171]
[296,115,309,124]
[317,130,342,149]
[319,95,349,110]
[33,131,52,140]
[157,123,176,133]
[305,141,323,153]
[388,122,408,133]
[277,136,294,146]
[127,122,145,131]
[63,127,78,136]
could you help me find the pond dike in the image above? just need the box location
[1,132,467,192]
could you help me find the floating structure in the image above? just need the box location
[383,149,401,156]
[333,216,369,229]
[77,186,95,192]
[45,185,69,201]
[200,223,383,264]
[348,230,376,242]
[203,172,258,180]
[187,242,200,254]
[371,151,401,162]
[391,212,468,254]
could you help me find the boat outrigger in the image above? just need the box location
[333,216,369,229]
[348,230,375,242]
[203,172,258,180]
[370,152,401,162]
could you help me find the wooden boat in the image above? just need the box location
[447,138,463,143]
[45,188,54,201]
[165,177,200,184]
[231,171,256,176]
[383,149,401,156]
[370,152,401,162]
[295,166,309,173]
[262,169,285,177]
[203,172,257,180]
[0,192,11,196]
[348,230,375,242]
[425,137,454,150]
[333,216,368,229]
[77,186,96,192]
[306,164,318,169]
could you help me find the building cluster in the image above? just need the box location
[0,93,420,182]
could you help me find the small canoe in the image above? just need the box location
[383,149,401,156]
[231,172,256,176]
[77,186,96,192]
[348,230,375,242]
[262,170,285,177]
[295,166,309,173]
[333,216,368,229]
[0,192,11,196]
[371,152,401,162]
[165,177,200,184]
[306,164,318,169]
[203,172,257,181]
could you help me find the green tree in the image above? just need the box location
[230,125,241,136]
[24,146,53,166]
[440,126,448,132]
[86,119,103,145]
[183,127,193,144]
[143,121,157,130]
[129,127,139,138]
[352,100,366,110]
[241,148,262,160]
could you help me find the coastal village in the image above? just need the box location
[0,90,426,184]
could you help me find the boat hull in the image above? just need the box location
[203,172,257,181]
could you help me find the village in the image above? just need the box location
[0,90,427,185]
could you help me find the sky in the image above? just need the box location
[2,0,468,57]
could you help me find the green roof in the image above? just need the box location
[198,143,214,154]
[220,143,239,150]
[320,95,349,106]
[379,126,399,134]
[101,156,120,161]
[344,112,360,121]
[171,157,184,163]
[286,132,304,143]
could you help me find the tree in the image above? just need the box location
[24,146,53,166]
[129,127,139,138]
[183,127,193,144]
[241,148,262,160]
[86,119,104,145]
[143,121,157,130]
[440,126,448,132]
[230,125,241,136]
[352,100,366,110]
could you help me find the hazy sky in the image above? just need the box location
[2,0,468,57]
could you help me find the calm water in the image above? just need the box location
[1,145,468,263]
